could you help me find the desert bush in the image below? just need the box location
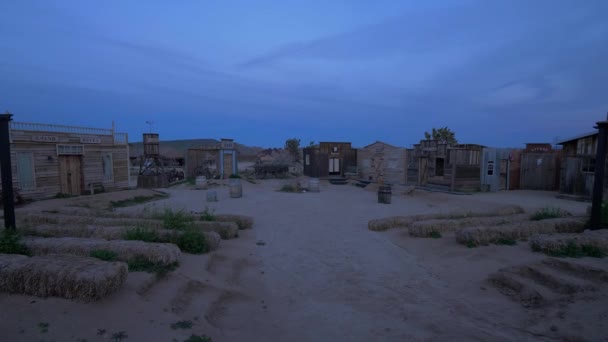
[123,226,160,242]
[89,249,118,261]
[429,231,442,239]
[279,183,299,192]
[200,206,216,222]
[184,335,212,342]
[530,231,608,258]
[110,194,166,208]
[171,229,208,254]
[530,207,570,221]
[127,255,177,277]
[161,208,195,230]
[0,230,29,255]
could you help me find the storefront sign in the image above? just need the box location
[32,135,58,143]
[80,136,101,144]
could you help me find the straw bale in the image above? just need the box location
[23,237,180,266]
[215,214,254,230]
[0,253,127,301]
[455,218,586,246]
[202,232,222,251]
[194,221,239,239]
[368,217,415,231]
[530,230,608,256]
[408,214,529,237]
[23,224,95,238]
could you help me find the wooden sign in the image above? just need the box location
[32,135,58,143]
[80,136,101,144]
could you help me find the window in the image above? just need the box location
[582,157,595,173]
[305,154,310,165]
[102,153,113,182]
[57,144,84,155]
[16,152,35,189]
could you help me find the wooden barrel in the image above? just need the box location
[378,185,392,204]
[195,176,207,189]
[229,179,242,198]
[206,190,217,202]
[308,178,320,192]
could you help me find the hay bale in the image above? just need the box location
[215,214,254,230]
[203,232,221,251]
[455,218,586,246]
[23,237,180,266]
[194,221,239,239]
[368,217,415,231]
[408,214,529,237]
[530,230,608,257]
[0,253,127,301]
[23,224,95,238]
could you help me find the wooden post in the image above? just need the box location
[450,160,456,192]
[590,117,608,228]
[0,113,16,230]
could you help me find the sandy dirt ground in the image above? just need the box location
[1,179,606,342]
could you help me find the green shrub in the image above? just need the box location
[229,174,241,179]
[200,206,216,222]
[90,249,118,262]
[110,194,166,208]
[496,238,517,246]
[161,208,194,230]
[184,335,212,342]
[54,193,72,199]
[123,226,159,242]
[530,207,569,221]
[429,231,442,239]
[279,184,298,192]
[170,320,193,330]
[545,242,606,258]
[172,229,208,254]
[0,230,29,255]
[127,256,177,277]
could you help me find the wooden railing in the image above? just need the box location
[10,121,113,135]
[10,121,128,145]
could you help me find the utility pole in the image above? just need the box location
[590,113,608,229]
[0,112,16,230]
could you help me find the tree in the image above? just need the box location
[285,138,301,162]
[424,127,458,145]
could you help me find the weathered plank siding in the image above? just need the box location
[357,141,407,185]
[303,142,356,178]
[0,123,129,200]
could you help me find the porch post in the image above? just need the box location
[590,116,608,228]
[0,113,16,230]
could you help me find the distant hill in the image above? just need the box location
[129,139,264,159]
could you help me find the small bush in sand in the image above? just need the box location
[161,208,195,230]
[532,241,605,258]
[184,335,212,342]
[123,226,160,242]
[127,256,177,277]
[279,183,299,192]
[496,238,517,246]
[90,249,118,262]
[530,231,608,258]
[429,231,442,239]
[530,207,570,221]
[200,206,216,222]
[111,331,128,342]
[0,230,29,255]
[171,229,208,254]
[171,320,193,330]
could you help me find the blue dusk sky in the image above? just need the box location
[1,0,607,148]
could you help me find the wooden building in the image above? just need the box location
[558,131,600,199]
[0,121,129,199]
[303,142,357,178]
[407,140,484,192]
[186,139,238,179]
[357,141,407,185]
[519,143,561,191]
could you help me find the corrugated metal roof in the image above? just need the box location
[556,130,597,145]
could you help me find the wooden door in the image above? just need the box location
[419,157,428,185]
[59,155,83,195]
[520,153,557,190]
[329,158,340,174]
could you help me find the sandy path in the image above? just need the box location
[1,180,599,341]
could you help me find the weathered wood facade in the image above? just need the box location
[186,139,238,179]
[407,140,484,192]
[303,142,356,178]
[357,141,407,185]
[558,131,604,200]
[0,121,129,200]
[519,143,561,191]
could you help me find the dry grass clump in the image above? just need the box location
[530,230,608,258]
[0,253,127,301]
[368,205,525,232]
[455,218,586,247]
[408,214,529,237]
[23,237,180,266]
[215,214,254,230]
